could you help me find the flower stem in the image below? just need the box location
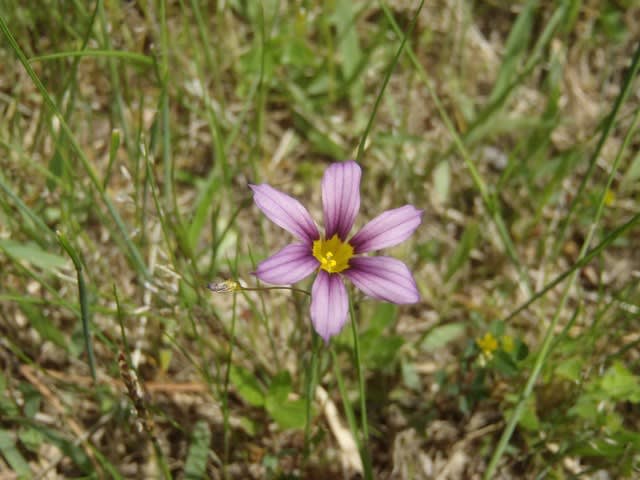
[304,332,320,458]
[222,290,238,480]
[349,297,373,479]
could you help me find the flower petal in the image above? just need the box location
[254,243,319,285]
[344,256,420,304]
[322,161,361,240]
[349,205,423,253]
[250,184,319,244]
[310,271,349,343]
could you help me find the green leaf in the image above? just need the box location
[0,429,31,477]
[420,323,466,352]
[264,371,306,430]
[493,350,519,377]
[266,398,307,430]
[488,0,537,103]
[600,362,640,402]
[517,397,540,431]
[401,361,421,391]
[361,334,404,370]
[569,393,598,420]
[555,356,583,382]
[18,428,43,453]
[229,365,265,407]
[0,239,66,271]
[184,420,211,480]
[368,303,397,334]
[266,371,292,405]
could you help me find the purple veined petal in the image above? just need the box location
[344,256,420,304]
[250,184,319,244]
[322,161,361,240]
[350,205,423,253]
[310,270,349,343]
[254,243,319,285]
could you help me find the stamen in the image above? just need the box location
[312,234,354,273]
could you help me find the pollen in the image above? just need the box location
[312,234,354,273]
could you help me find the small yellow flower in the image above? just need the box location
[501,335,514,353]
[604,189,615,207]
[476,332,498,359]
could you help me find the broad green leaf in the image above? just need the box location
[600,362,640,402]
[401,361,421,391]
[555,356,583,382]
[18,427,43,453]
[266,371,293,405]
[420,323,466,352]
[229,365,265,407]
[0,239,66,271]
[368,303,397,333]
[361,334,404,370]
[184,420,211,480]
[264,371,306,430]
[569,393,598,420]
[517,398,540,431]
[266,398,307,430]
[493,350,519,377]
[0,429,31,477]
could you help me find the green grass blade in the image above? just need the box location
[355,0,424,163]
[57,230,97,382]
[551,40,640,258]
[488,0,537,104]
[29,49,154,65]
[103,128,121,190]
[0,172,53,242]
[484,97,640,479]
[0,16,151,280]
[380,3,533,296]
[504,210,640,323]
[0,428,31,477]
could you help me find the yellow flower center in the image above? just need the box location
[312,234,354,273]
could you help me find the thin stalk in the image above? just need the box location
[57,231,96,382]
[29,49,153,65]
[356,0,424,163]
[503,211,640,323]
[332,349,370,478]
[304,332,320,458]
[349,297,371,479]
[483,93,640,479]
[222,290,238,480]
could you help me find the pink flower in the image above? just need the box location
[250,161,422,342]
